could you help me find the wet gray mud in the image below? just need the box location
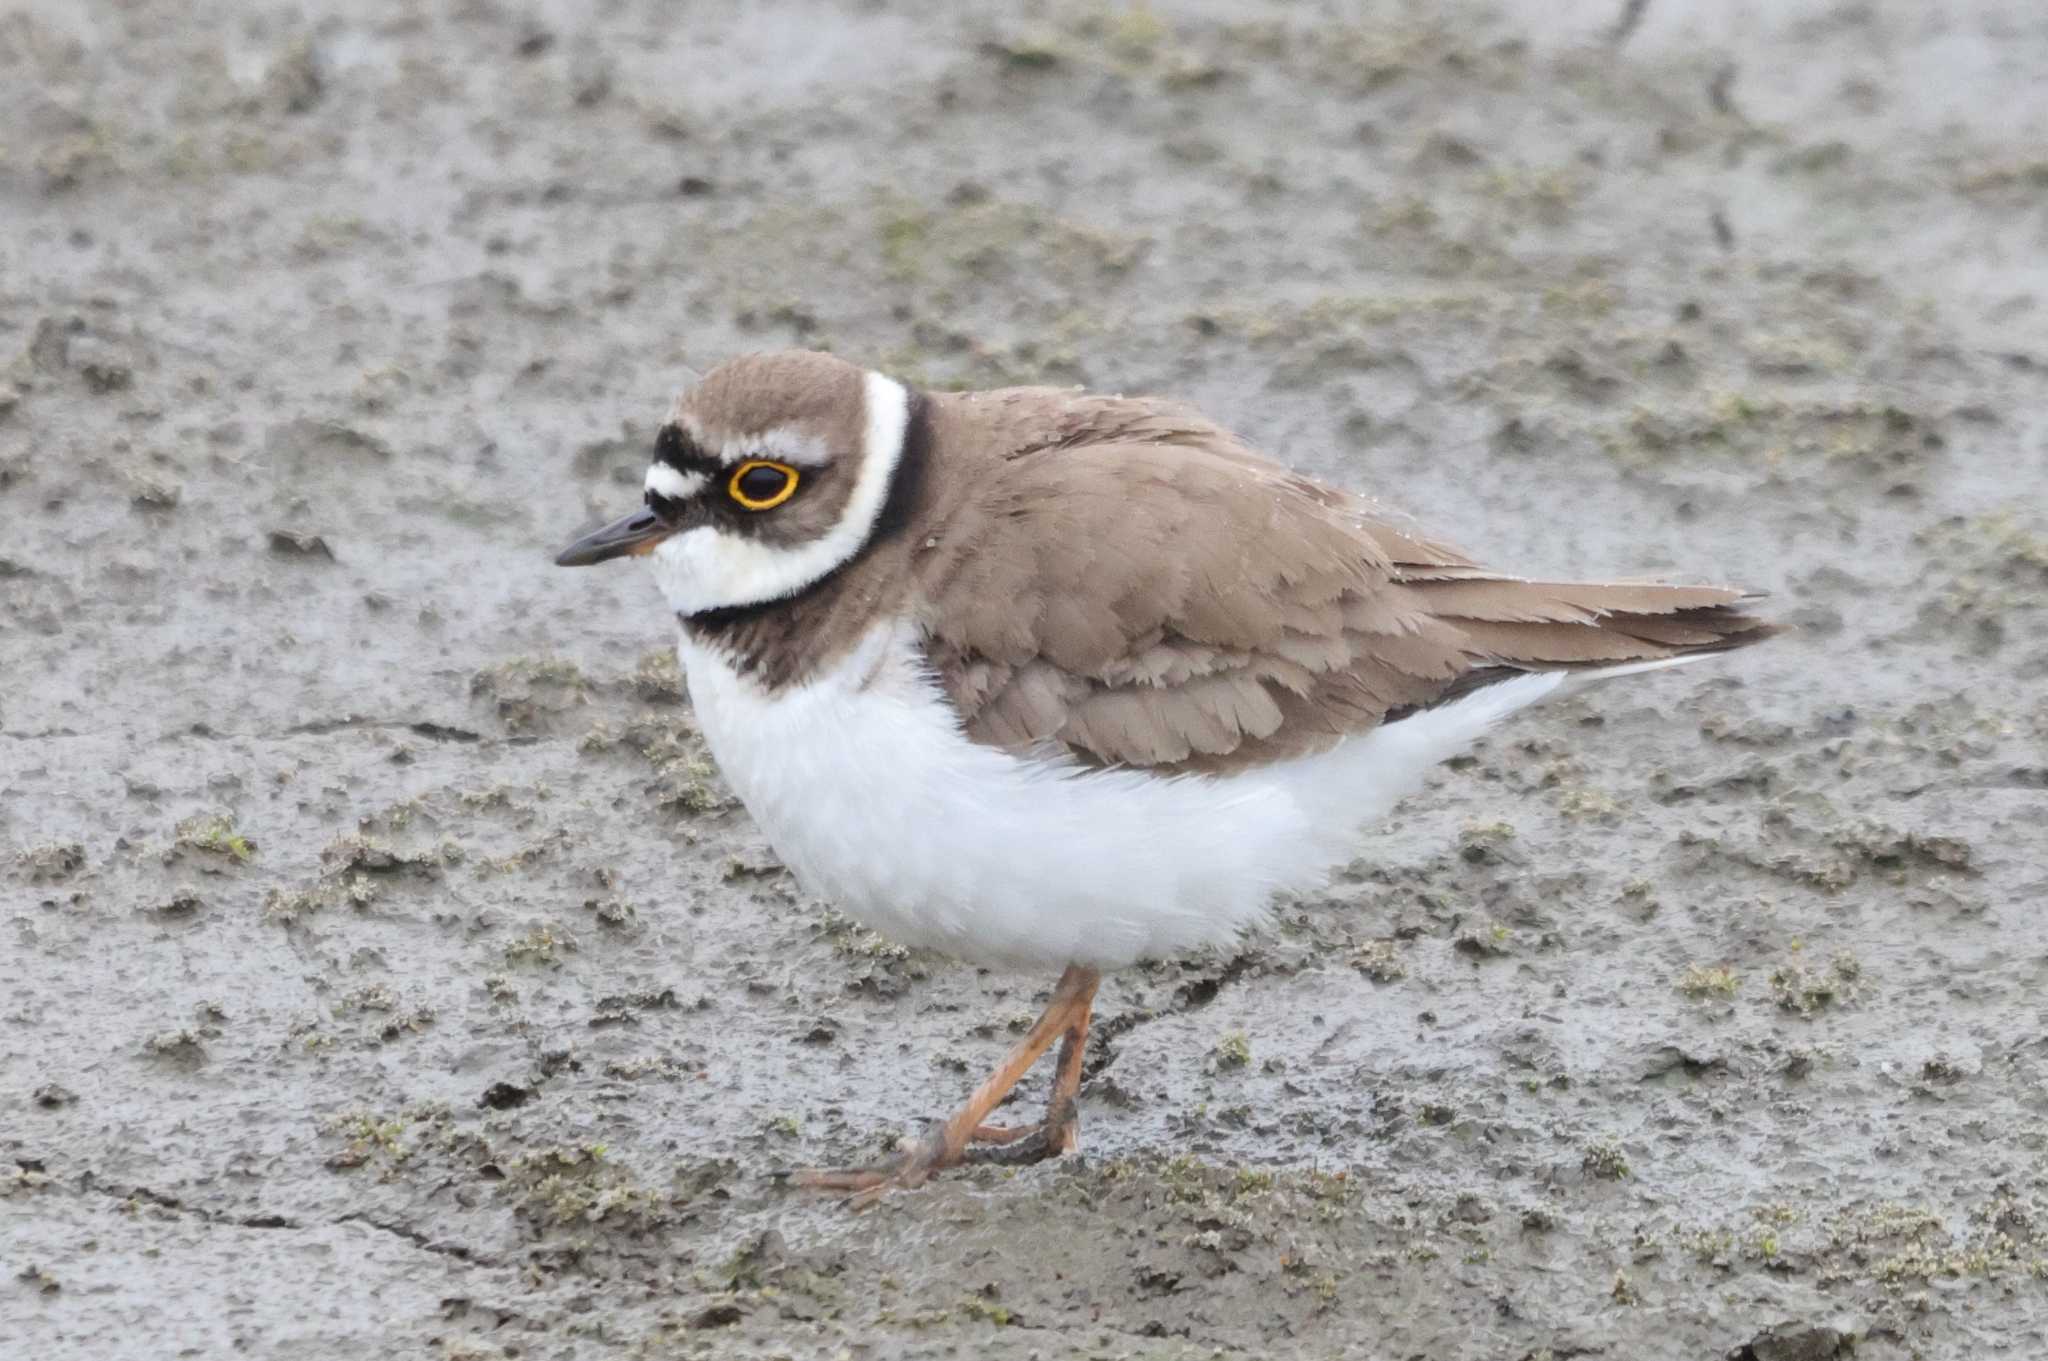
[6,1,2048,1357]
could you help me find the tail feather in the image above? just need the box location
[1376,577,1778,727]
[1412,576,1778,670]
[1410,578,1756,623]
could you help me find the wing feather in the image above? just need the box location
[915,398,1774,774]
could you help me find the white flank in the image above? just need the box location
[678,620,1576,972]
[646,371,911,616]
[644,464,705,501]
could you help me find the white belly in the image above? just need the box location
[677,620,1565,971]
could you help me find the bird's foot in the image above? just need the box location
[966,1121,1081,1162]
[964,1115,1078,1166]
[774,1123,961,1209]
[776,1113,1080,1205]
[772,964,1100,1209]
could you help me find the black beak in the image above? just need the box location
[554,507,673,567]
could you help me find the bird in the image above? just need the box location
[553,349,1775,1204]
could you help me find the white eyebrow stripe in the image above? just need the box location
[717,427,832,467]
[645,464,706,500]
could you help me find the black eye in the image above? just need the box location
[729,460,799,511]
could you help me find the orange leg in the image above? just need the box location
[967,977,1094,1160]
[784,963,1101,1206]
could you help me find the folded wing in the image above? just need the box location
[915,399,1774,775]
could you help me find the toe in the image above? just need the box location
[779,1166,894,1192]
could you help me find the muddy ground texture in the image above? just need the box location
[6,1,2048,1357]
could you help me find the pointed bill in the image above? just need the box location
[554,507,671,566]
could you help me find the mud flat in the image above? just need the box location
[5,1,2046,1357]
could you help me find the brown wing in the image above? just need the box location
[915,402,1774,776]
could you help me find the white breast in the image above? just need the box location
[677,620,1568,971]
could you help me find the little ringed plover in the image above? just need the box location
[554,349,1776,1204]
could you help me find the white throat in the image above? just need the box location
[646,371,910,617]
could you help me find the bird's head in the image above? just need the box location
[555,350,917,618]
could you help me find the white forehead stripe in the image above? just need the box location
[716,426,831,468]
[644,464,706,500]
[646,371,912,617]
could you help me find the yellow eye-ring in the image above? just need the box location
[728,459,799,511]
